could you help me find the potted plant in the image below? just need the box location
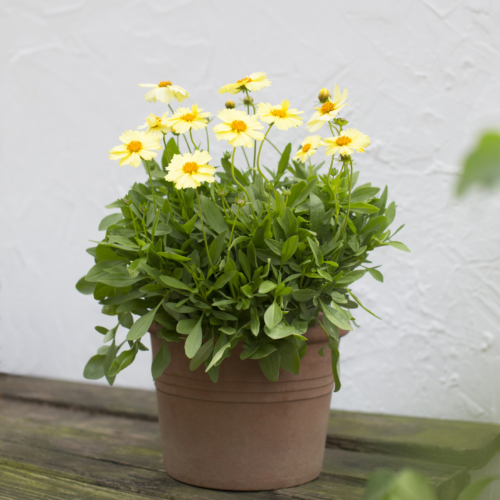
[76,73,409,491]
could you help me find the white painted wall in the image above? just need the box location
[2,0,500,494]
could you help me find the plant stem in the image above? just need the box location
[195,188,215,273]
[230,147,256,219]
[189,129,198,151]
[141,210,150,242]
[205,126,210,153]
[242,147,251,170]
[338,159,353,241]
[129,207,140,240]
[227,206,241,256]
[256,124,273,182]
[265,137,282,155]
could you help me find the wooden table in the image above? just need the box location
[1,373,499,500]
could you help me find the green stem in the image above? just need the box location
[145,161,158,217]
[129,208,140,240]
[205,126,210,153]
[227,206,241,256]
[230,148,256,219]
[265,137,282,155]
[189,129,198,151]
[196,188,215,273]
[256,124,273,182]
[141,210,150,242]
[327,155,335,179]
[338,160,353,241]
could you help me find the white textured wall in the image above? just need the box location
[2,1,500,490]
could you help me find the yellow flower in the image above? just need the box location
[138,80,189,104]
[323,129,370,156]
[138,112,171,137]
[293,135,323,163]
[213,109,264,148]
[257,100,303,130]
[109,130,162,168]
[165,150,216,189]
[306,84,348,132]
[166,104,211,134]
[218,72,271,95]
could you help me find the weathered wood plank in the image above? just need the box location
[0,462,152,499]
[0,373,157,420]
[322,449,469,500]
[327,410,500,469]
[0,399,468,500]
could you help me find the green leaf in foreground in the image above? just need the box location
[184,315,203,359]
[259,350,280,382]
[83,354,105,380]
[151,341,171,380]
[264,301,282,329]
[388,241,411,252]
[126,300,163,341]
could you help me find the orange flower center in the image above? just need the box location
[237,77,251,85]
[271,109,287,118]
[182,161,199,174]
[301,144,312,153]
[231,120,247,132]
[320,102,335,114]
[181,113,196,122]
[159,81,172,87]
[127,141,142,152]
[336,136,352,146]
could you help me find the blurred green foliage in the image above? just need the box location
[457,131,500,196]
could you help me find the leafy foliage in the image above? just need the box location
[78,138,407,387]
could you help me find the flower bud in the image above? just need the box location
[140,203,149,212]
[235,198,246,207]
[265,181,274,192]
[282,188,291,197]
[243,95,254,106]
[223,151,231,160]
[225,100,235,109]
[218,188,228,197]
[334,118,349,126]
[122,196,132,206]
[318,87,331,103]
[340,154,351,162]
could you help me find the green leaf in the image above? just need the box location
[98,213,123,231]
[367,268,384,282]
[176,318,199,334]
[127,257,147,278]
[457,476,500,500]
[199,195,228,234]
[292,289,319,302]
[108,346,137,377]
[83,355,106,380]
[286,180,306,207]
[264,301,282,329]
[307,237,324,266]
[385,202,396,226]
[238,249,252,280]
[250,306,260,336]
[265,238,283,256]
[250,344,277,359]
[108,235,140,248]
[213,271,238,290]
[212,310,237,321]
[347,288,381,320]
[151,341,171,379]
[184,315,203,359]
[209,231,227,265]
[349,202,380,214]
[329,338,341,393]
[259,280,278,293]
[389,241,411,252]
[189,339,214,371]
[158,252,191,262]
[160,276,192,291]
[319,299,352,331]
[350,186,380,204]
[278,342,300,375]
[310,193,325,235]
[289,178,317,208]
[277,143,291,179]
[264,323,296,339]
[259,350,281,382]
[126,301,163,341]
[76,277,96,295]
[457,131,500,195]
[281,235,299,266]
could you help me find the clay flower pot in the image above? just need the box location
[149,317,348,491]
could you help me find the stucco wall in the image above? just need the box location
[2,0,500,493]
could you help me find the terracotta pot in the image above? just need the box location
[149,316,348,491]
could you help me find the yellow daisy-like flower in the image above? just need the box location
[166,104,211,134]
[218,72,271,95]
[323,129,370,156]
[293,135,323,163]
[165,150,216,189]
[109,130,162,168]
[257,100,303,130]
[306,84,348,132]
[138,80,189,104]
[138,112,171,137]
[213,109,264,148]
